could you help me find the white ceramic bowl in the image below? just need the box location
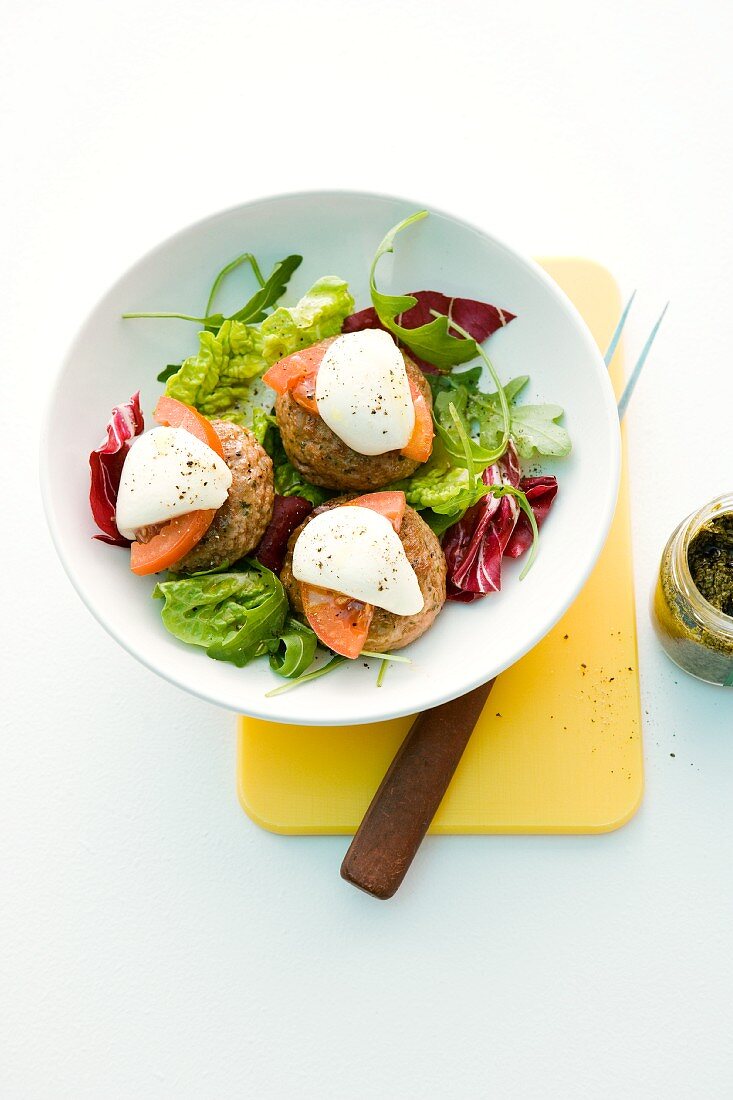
[41,191,620,725]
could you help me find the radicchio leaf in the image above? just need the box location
[89,392,144,546]
[343,290,515,374]
[505,476,558,559]
[254,494,313,575]
[443,443,521,602]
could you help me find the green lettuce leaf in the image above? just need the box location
[260,277,355,363]
[273,461,332,506]
[217,320,267,379]
[152,562,288,668]
[165,330,225,407]
[250,406,277,446]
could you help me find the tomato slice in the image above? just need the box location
[130,508,216,576]
[263,342,330,415]
[154,396,224,458]
[290,373,318,415]
[401,381,434,463]
[300,583,374,660]
[346,491,406,533]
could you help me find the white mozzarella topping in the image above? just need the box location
[115,426,232,540]
[315,330,415,456]
[292,506,424,616]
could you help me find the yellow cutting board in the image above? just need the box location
[238,259,642,834]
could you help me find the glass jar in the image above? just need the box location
[652,492,733,686]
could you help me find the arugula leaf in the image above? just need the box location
[157,363,182,383]
[447,375,570,460]
[205,252,266,319]
[433,395,507,471]
[467,375,530,411]
[370,212,479,370]
[123,253,302,328]
[264,655,348,697]
[269,618,318,679]
[229,255,303,325]
[467,376,529,452]
[428,365,484,398]
[509,405,572,459]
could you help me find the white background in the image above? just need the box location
[2,1,732,1096]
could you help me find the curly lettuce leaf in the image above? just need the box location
[260,277,355,363]
[152,562,288,668]
[165,330,225,407]
[273,458,332,507]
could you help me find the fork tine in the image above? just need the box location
[617,302,669,421]
[604,290,637,367]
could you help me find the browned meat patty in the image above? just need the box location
[280,498,446,652]
[171,420,274,574]
[274,353,433,491]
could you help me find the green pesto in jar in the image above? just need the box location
[652,497,733,686]
[687,514,733,617]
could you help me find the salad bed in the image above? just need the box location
[90,212,571,692]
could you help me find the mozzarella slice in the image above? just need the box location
[292,506,424,616]
[315,330,415,455]
[115,426,232,540]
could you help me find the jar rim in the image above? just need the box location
[676,492,733,635]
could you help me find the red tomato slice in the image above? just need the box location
[300,584,374,660]
[262,341,331,415]
[401,381,434,463]
[345,491,406,533]
[130,509,216,576]
[154,396,224,458]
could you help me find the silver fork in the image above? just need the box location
[605,291,669,419]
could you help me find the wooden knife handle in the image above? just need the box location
[340,679,495,899]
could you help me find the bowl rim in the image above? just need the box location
[40,187,621,723]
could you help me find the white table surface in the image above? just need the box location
[2,1,732,1095]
